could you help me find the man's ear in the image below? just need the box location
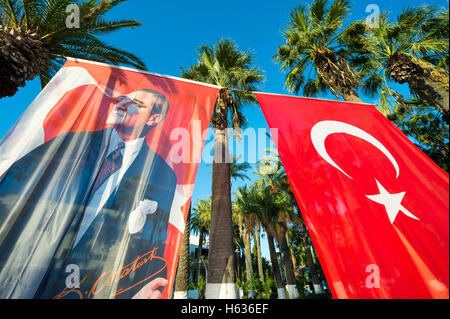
[146,114,163,127]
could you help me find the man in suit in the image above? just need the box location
[0,88,177,299]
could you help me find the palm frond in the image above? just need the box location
[182,39,263,132]
[0,0,22,26]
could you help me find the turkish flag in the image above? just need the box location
[255,93,449,299]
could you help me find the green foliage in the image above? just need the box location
[343,6,449,112]
[181,39,263,136]
[230,157,251,182]
[275,0,361,98]
[240,274,276,299]
[208,156,251,182]
[294,275,307,298]
[387,100,449,172]
[287,224,307,267]
[191,197,211,236]
[197,275,206,299]
[0,0,146,86]
[300,292,331,299]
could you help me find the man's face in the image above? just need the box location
[106,90,163,140]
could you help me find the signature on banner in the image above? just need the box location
[54,248,167,299]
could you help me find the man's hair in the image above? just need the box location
[139,89,170,136]
[139,89,170,120]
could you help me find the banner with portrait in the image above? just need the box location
[0,58,219,299]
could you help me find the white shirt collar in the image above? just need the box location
[108,128,145,156]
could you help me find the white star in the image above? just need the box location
[366,180,420,224]
[169,184,194,233]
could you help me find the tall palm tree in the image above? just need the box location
[191,197,211,288]
[266,231,285,298]
[349,6,449,122]
[0,0,146,98]
[297,209,323,294]
[182,39,263,299]
[271,199,299,299]
[234,186,259,283]
[231,202,244,284]
[174,205,191,299]
[253,222,264,284]
[275,0,363,103]
[256,149,326,295]
[285,231,300,279]
[253,186,296,298]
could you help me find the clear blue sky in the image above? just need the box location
[0,0,447,260]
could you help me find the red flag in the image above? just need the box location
[255,92,449,299]
[0,58,218,299]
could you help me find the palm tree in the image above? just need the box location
[387,98,449,172]
[0,0,146,98]
[191,197,211,289]
[230,156,251,183]
[266,230,285,298]
[270,198,299,299]
[208,156,251,183]
[231,202,244,285]
[253,222,265,284]
[252,186,296,298]
[174,205,191,299]
[352,6,449,122]
[182,39,263,299]
[275,0,363,103]
[234,186,259,284]
[256,149,327,295]
[285,230,300,279]
[297,210,323,294]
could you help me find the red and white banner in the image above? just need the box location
[255,92,449,299]
[0,59,219,299]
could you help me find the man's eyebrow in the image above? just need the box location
[133,99,145,105]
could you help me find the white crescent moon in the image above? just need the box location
[311,121,400,180]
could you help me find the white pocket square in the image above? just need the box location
[128,199,158,235]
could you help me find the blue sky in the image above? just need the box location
[0,0,447,259]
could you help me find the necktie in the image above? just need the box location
[92,142,125,194]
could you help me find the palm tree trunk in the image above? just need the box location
[174,205,191,299]
[238,245,244,282]
[285,232,300,279]
[243,226,252,282]
[206,104,237,299]
[196,230,204,286]
[341,91,364,104]
[408,75,449,123]
[0,26,49,98]
[298,216,322,294]
[255,224,264,283]
[305,244,322,294]
[387,53,449,123]
[267,233,286,299]
[276,228,299,298]
[314,49,364,105]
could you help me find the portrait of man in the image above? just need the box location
[0,87,177,299]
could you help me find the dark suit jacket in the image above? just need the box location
[0,129,177,299]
